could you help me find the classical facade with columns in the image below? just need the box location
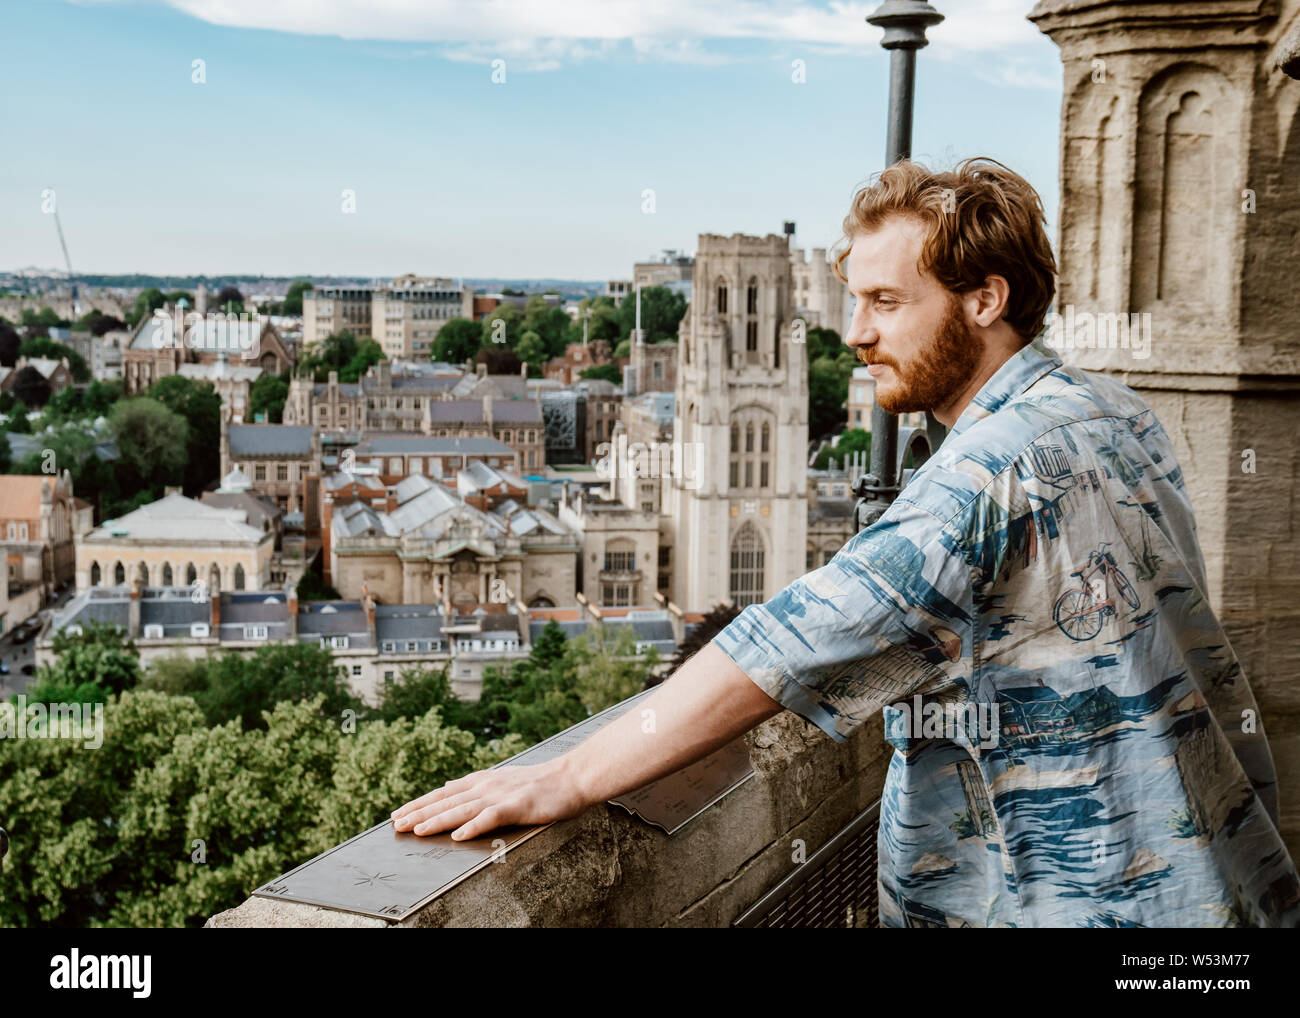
[1029,0,1300,862]
[75,491,274,594]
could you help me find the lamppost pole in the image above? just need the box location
[855,1,944,530]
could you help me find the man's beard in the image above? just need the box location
[857,291,981,415]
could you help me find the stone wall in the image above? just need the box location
[1030,0,1300,863]
[206,711,891,928]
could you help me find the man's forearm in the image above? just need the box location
[554,641,785,807]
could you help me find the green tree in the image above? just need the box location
[480,303,524,350]
[139,653,211,696]
[578,363,621,385]
[143,375,220,495]
[0,318,20,366]
[813,428,872,470]
[522,297,572,359]
[567,297,621,347]
[107,397,190,500]
[126,288,166,327]
[516,329,547,376]
[214,285,244,314]
[296,571,341,601]
[248,373,288,423]
[10,365,51,408]
[614,285,687,344]
[192,642,364,731]
[280,280,312,316]
[430,317,482,364]
[569,625,658,714]
[366,664,474,730]
[21,621,141,705]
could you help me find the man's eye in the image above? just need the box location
[876,298,897,309]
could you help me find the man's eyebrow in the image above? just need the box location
[851,286,907,299]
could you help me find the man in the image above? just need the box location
[393,157,1300,928]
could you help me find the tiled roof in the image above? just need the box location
[354,435,512,455]
[228,425,315,457]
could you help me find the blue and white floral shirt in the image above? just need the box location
[715,341,1300,928]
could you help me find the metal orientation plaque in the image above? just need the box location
[253,686,755,920]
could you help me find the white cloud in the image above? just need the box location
[154,0,1051,63]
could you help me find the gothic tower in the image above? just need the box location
[667,232,809,609]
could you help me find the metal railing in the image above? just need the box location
[732,800,882,928]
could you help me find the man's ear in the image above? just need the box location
[970,275,1011,328]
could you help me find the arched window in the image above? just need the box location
[528,595,555,608]
[234,564,246,590]
[185,563,197,586]
[114,562,125,585]
[715,278,728,314]
[746,278,758,314]
[730,424,738,454]
[137,561,149,584]
[729,525,765,607]
[745,423,754,453]
[761,423,770,453]
[90,562,101,586]
[162,562,173,585]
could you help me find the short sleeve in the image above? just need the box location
[712,498,974,742]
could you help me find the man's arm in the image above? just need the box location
[391,641,783,840]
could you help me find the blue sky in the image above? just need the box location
[0,0,1064,279]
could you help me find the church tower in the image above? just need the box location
[667,232,809,609]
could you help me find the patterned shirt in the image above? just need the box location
[715,341,1300,928]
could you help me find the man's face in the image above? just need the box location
[843,214,982,416]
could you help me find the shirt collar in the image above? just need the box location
[948,342,1063,437]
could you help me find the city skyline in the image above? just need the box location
[1,0,1063,278]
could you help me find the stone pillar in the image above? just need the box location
[1030,0,1300,861]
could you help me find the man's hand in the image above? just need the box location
[391,756,591,840]
[391,642,783,842]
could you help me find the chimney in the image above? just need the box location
[128,576,143,636]
[287,583,299,640]
[519,361,527,378]
[482,394,493,428]
[328,370,339,389]
[476,361,487,378]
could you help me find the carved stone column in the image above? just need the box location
[1031,0,1300,859]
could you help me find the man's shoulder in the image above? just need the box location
[896,362,1156,529]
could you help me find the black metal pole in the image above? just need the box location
[855,1,943,531]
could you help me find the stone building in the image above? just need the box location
[302,284,374,346]
[220,422,322,513]
[626,339,677,396]
[328,472,578,607]
[0,356,74,400]
[665,231,809,609]
[0,471,84,593]
[1028,0,1300,860]
[302,277,475,358]
[121,310,292,394]
[348,434,517,485]
[790,243,851,339]
[543,339,616,385]
[75,491,273,593]
[282,370,365,431]
[424,395,546,472]
[557,484,661,608]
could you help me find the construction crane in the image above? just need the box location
[51,204,80,317]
